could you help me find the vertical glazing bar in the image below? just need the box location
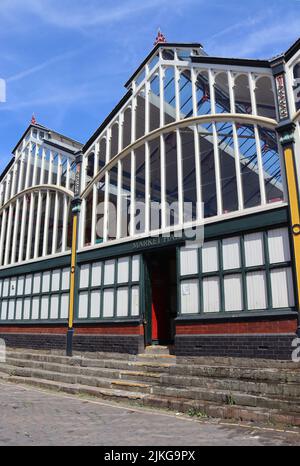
[103,129,111,242]
[159,66,166,228]
[42,150,53,257]
[34,147,46,258]
[11,154,26,263]
[130,92,137,237]
[116,116,123,240]
[254,124,267,205]
[51,153,62,255]
[193,125,202,220]
[91,143,99,245]
[26,143,39,260]
[209,69,222,216]
[18,142,33,262]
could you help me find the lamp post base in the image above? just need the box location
[66,328,74,357]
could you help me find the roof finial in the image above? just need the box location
[154,28,167,46]
[31,113,37,125]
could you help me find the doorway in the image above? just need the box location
[143,248,177,346]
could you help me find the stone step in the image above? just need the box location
[169,363,300,384]
[161,373,300,399]
[0,370,299,428]
[151,384,300,414]
[143,345,172,355]
[176,356,300,370]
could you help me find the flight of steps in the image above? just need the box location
[1,346,300,428]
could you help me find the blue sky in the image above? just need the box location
[0,0,299,171]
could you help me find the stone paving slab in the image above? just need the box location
[0,380,300,446]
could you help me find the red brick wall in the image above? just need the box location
[176,319,297,335]
[0,324,144,336]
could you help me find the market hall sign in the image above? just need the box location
[132,235,182,250]
[275,74,289,121]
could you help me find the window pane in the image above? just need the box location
[244,232,264,267]
[42,271,50,292]
[104,260,115,285]
[224,274,243,311]
[60,294,69,319]
[51,270,60,291]
[132,255,140,281]
[10,278,17,296]
[40,296,49,319]
[91,262,102,287]
[222,237,240,270]
[202,241,218,272]
[61,268,70,290]
[90,290,101,318]
[181,280,199,314]
[103,289,114,317]
[15,299,22,320]
[24,276,32,295]
[118,257,129,284]
[268,228,290,263]
[32,297,39,319]
[78,292,88,319]
[1,301,7,320]
[3,279,9,297]
[80,264,90,288]
[23,298,31,319]
[203,277,220,312]
[17,276,25,295]
[180,247,198,276]
[247,271,267,310]
[271,268,294,308]
[50,295,59,319]
[117,288,129,317]
[131,286,140,316]
[33,274,41,294]
[8,300,15,320]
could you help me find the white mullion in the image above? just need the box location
[11,154,25,263]
[51,153,61,254]
[209,69,223,216]
[33,148,46,258]
[42,150,54,257]
[4,165,18,263]
[25,144,39,260]
[130,93,137,237]
[249,72,257,116]
[193,125,202,220]
[61,194,68,252]
[277,133,288,202]
[145,141,150,233]
[66,158,71,190]
[159,66,166,228]
[18,143,33,262]
[191,68,198,117]
[116,116,123,240]
[174,66,181,121]
[103,130,111,243]
[0,210,7,265]
[232,122,244,211]
[176,128,184,225]
[78,153,87,248]
[254,124,267,205]
[91,143,99,245]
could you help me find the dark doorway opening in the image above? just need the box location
[144,248,177,346]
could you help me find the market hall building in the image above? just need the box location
[0,35,300,359]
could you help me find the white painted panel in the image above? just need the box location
[0,301,7,320]
[118,257,129,283]
[60,294,69,319]
[132,255,140,282]
[51,269,60,291]
[91,262,102,287]
[0,280,3,298]
[80,264,90,289]
[180,247,198,276]
[3,279,9,297]
[40,296,49,319]
[50,295,59,319]
[103,289,114,317]
[42,271,50,292]
[203,277,220,313]
[24,276,32,295]
[23,298,31,320]
[117,288,129,316]
[90,290,101,318]
[244,232,264,267]
[247,271,267,310]
[8,300,15,320]
[271,267,295,308]
[61,268,70,290]
[104,260,115,285]
[78,292,88,318]
[33,274,41,294]
[131,286,140,316]
[224,274,243,311]
[268,228,290,263]
[223,237,240,270]
[17,276,25,295]
[32,297,39,319]
[202,241,218,273]
[181,279,199,314]
[15,299,22,320]
[9,278,17,296]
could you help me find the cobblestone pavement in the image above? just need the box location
[0,381,299,446]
